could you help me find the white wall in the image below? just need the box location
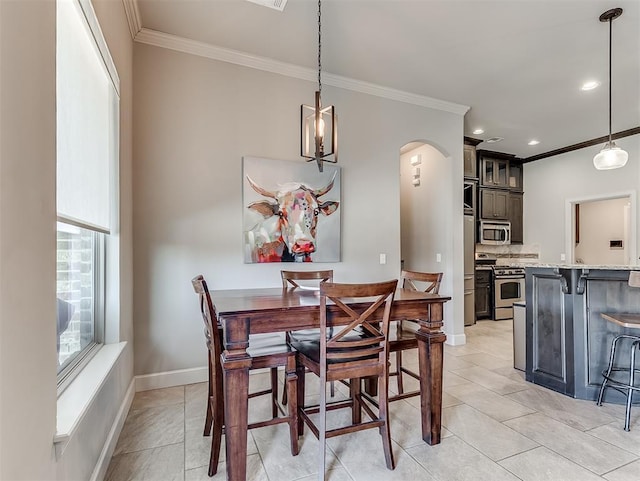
[0,2,57,478]
[400,144,452,275]
[0,1,134,479]
[524,134,640,264]
[575,197,629,265]
[132,43,467,376]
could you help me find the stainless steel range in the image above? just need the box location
[493,266,525,320]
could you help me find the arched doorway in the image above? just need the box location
[399,140,466,346]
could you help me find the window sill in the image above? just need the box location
[54,342,127,457]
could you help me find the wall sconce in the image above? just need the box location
[411,154,421,186]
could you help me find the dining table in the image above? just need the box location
[211,286,450,481]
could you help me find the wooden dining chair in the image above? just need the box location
[281,269,334,404]
[191,275,299,476]
[292,279,398,480]
[388,270,443,402]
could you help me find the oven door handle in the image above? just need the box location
[495,275,525,280]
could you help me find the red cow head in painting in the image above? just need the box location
[246,174,339,262]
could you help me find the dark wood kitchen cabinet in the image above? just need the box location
[463,137,482,179]
[475,269,492,319]
[481,157,509,187]
[480,188,509,220]
[479,150,521,189]
[509,192,523,244]
[508,161,523,191]
[464,144,477,178]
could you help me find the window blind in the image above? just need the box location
[56,0,117,233]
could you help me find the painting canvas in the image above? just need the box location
[242,156,341,263]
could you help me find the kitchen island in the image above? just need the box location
[525,265,640,402]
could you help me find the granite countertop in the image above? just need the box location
[519,263,640,270]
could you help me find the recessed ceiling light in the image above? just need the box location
[581,80,600,91]
[472,128,484,135]
[528,140,540,146]
[486,137,503,143]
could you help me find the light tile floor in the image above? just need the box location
[105,321,640,480]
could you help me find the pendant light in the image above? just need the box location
[593,7,628,170]
[301,0,337,172]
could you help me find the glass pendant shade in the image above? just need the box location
[593,7,628,170]
[593,141,629,170]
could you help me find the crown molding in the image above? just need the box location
[134,27,469,116]
[122,0,141,40]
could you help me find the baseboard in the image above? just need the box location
[135,366,208,392]
[445,333,466,346]
[89,378,135,481]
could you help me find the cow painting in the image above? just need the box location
[244,173,340,263]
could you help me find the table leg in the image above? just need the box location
[415,302,446,445]
[221,318,252,481]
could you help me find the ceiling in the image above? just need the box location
[134,0,640,159]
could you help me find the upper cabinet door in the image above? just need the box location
[482,158,510,188]
[508,162,523,191]
[463,144,477,178]
[480,188,509,220]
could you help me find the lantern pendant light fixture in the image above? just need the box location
[593,7,628,170]
[301,0,337,172]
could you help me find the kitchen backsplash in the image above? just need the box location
[475,243,540,265]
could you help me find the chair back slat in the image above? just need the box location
[327,346,384,360]
[281,269,333,290]
[191,275,223,369]
[319,280,397,371]
[401,270,443,294]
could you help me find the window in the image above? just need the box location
[56,0,119,385]
[56,223,104,373]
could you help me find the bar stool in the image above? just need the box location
[596,271,640,432]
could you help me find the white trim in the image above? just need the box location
[445,333,467,346]
[135,366,208,392]
[121,0,142,40]
[77,0,120,95]
[564,190,637,265]
[89,378,135,481]
[134,28,470,116]
[54,342,127,455]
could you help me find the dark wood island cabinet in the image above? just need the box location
[525,266,640,402]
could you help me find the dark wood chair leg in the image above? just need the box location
[296,363,306,436]
[351,378,362,425]
[204,351,214,436]
[285,357,300,455]
[395,351,404,394]
[318,373,328,481]
[208,377,224,476]
[270,367,279,418]
[378,372,395,470]
[282,377,288,405]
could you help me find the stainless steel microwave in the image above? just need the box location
[479,220,511,245]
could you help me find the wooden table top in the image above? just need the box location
[601,312,640,329]
[211,287,451,316]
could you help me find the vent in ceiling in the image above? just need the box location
[486,137,504,143]
[246,0,288,12]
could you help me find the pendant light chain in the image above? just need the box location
[608,16,612,144]
[317,0,322,98]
